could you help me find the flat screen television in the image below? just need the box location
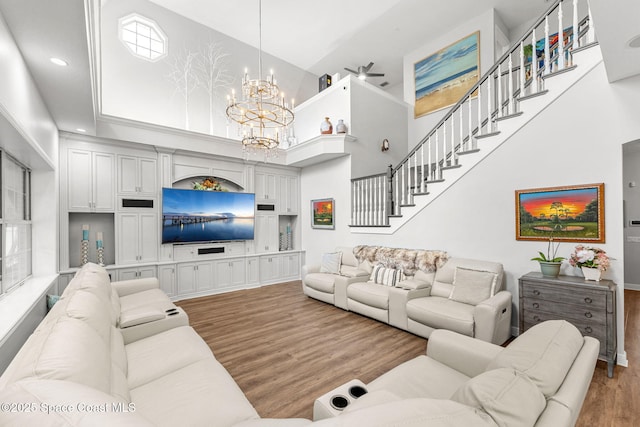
[162,187,255,244]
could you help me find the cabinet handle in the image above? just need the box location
[585,326,593,334]
[585,312,593,318]
[533,303,539,309]
[584,297,593,304]
[533,315,541,322]
[533,290,540,296]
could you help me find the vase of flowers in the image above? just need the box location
[568,245,610,281]
[531,236,564,277]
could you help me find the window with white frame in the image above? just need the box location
[0,153,31,296]
[119,14,167,61]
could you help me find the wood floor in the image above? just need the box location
[177,282,640,424]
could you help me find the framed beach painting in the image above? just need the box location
[311,198,335,229]
[414,31,480,118]
[515,183,605,243]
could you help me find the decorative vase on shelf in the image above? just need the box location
[320,117,333,134]
[581,266,602,281]
[336,119,347,134]
[539,261,561,277]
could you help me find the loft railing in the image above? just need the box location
[351,0,595,227]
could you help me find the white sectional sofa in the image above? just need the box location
[302,246,512,345]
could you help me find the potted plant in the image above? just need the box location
[531,236,564,277]
[568,245,610,281]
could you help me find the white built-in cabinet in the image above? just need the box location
[255,214,279,253]
[214,258,246,289]
[255,171,278,203]
[281,252,301,279]
[260,255,281,283]
[67,149,115,212]
[118,155,157,196]
[278,175,299,215]
[177,261,214,295]
[158,264,176,297]
[116,212,158,265]
[246,257,260,286]
[117,265,157,281]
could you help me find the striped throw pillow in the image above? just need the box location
[369,265,405,287]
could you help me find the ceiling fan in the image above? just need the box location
[344,62,385,80]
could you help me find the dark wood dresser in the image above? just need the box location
[519,272,617,377]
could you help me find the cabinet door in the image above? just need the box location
[158,265,176,297]
[67,149,92,211]
[230,258,246,287]
[139,266,157,279]
[138,158,157,195]
[260,256,280,283]
[287,176,299,215]
[117,267,139,281]
[255,172,277,202]
[246,257,259,286]
[92,152,115,211]
[255,214,278,253]
[195,261,214,292]
[138,213,158,263]
[117,213,139,264]
[118,155,139,194]
[177,263,196,294]
[214,260,233,288]
[282,253,300,279]
[278,175,299,215]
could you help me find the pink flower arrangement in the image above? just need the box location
[568,245,610,271]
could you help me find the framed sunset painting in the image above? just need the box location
[311,198,335,229]
[414,31,480,118]
[515,183,605,243]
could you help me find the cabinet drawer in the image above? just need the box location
[521,281,606,310]
[522,297,606,324]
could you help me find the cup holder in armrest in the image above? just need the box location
[166,308,178,313]
[348,385,367,398]
[167,311,179,316]
[329,395,349,411]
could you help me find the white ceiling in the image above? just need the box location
[0,0,638,137]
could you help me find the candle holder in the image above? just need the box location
[97,246,105,266]
[81,239,89,265]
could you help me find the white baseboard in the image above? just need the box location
[625,283,640,291]
[617,351,628,367]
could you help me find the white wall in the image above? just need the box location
[100,0,318,138]
[623,141,640,288]
[402,9,497,151]
[301,60,633,362]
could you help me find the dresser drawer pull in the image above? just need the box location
[533,303,539,309]
[585,312,593,318]
[584,297,593,304]
[533,315,541,322]
[585,326,593,334]
[533,290,540,296]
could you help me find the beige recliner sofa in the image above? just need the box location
[304,246,512,345]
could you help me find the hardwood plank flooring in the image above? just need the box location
[177,282,640,423]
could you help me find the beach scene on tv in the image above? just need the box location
[162,188,255,243]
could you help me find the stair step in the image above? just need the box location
[441,164,461,171]
[494,111,524,122]
[425,178,445,184]
[411,192,430,196]
[387,214,402,218]
[457,149,480,156]
[518,89,549,103]
[475,131,501,140]
[542,64,577,80]
[572,41,599,54]
[399,204,416,208]
[349,224,391,228]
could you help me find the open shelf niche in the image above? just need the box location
[68,213,115,268]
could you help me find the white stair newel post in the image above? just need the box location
[487,72,492,131]
[558,2,565,70]
[497,64,502,118]
[467,97,472,149]
[459,105,464,151]
[531,29,539,93]
[544,16,551,74]
[435,131,440,179]
[588,4,595,44]
[420,143,425,193]
[426,135,432,184]
[508,53,514,114]
[380,176,386,224]
[351,181,355,225]
[477,85,482,139]
[413,151,418,196]
[394,170,399,215]
[451,115,456,165]
[572,0,579,53]
[354,180,359,225]
[519,41,526,97]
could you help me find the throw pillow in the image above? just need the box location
[451,368,546,427]
[449,267,498,305]
[369,264,405,287]
[320,252,342,274]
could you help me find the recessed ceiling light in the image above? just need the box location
[628,34,640,48]
[75,128,87,133]
[50,57,68,66]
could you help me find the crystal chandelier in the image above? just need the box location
[226,0,294,158]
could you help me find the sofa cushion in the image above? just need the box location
[337,246,358,267]
[339,265,369,278]
[119,288,175,313]
[320,252,342,274]
[369,265,405,287]
[130,358,259,427]
[348,282,391,309]
[486,320,584,397]
[450,267,498,305]
[304,273,336,293]
[452,368,546,427]
[65,289,113,343]
[407,297,475,337]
